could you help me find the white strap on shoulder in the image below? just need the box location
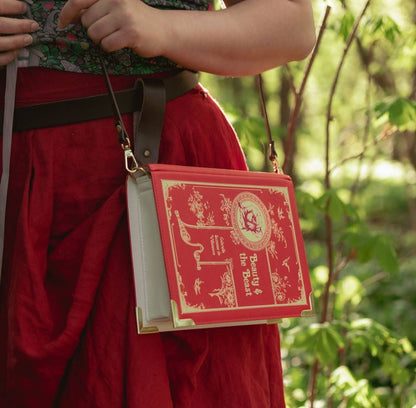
[0,60,18,283]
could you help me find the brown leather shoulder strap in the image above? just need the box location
[133,78,166,165]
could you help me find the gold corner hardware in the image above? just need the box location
[135,307,159,334]
[267,319,282,325]
[301,293,316,317]
[171,300,196,328]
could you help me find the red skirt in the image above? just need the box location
[0,68,286,408]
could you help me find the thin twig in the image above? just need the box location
[301,8,333,408]
[349,72,373,201]
[284,64,297,95]
[308,358,320,408]
[322,0,372,323]
[325,0,372,187]
[328,131,390,173]
[332,254,351,284]
[282,5,332,174]
[361,271,388,287]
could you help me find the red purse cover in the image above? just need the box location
[146,164,313,328]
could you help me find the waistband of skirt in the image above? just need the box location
[0,67,186,109]
[0,68,200,133]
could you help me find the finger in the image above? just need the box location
[0,33,33,52]
[100,29,127,53]
[84,13,117,43]
[79,5,106,29]
[58,0,98,29]
[0,16,39,35]
[0,0,27,16]
[0,49,19,66]
[100,22,142,54]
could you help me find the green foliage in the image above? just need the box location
[283,317,416,407]
[341,227,399,273]
[315,189,360,222]
[292,322,345,365]
[339,10,355,42]
[329,366,382,408]
[231,115,268,150]
[375,97,416,131]
[365,15,402,44]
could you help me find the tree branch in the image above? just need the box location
[322,0,372,325]
[328,128,394,174]
[282,5,332,174]
[311,3,372,408]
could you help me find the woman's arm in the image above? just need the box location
[0,0,39,66]
[58,0,316,77]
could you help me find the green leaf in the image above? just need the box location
[375,97,416,131]
[350,336,367,355]
[370,16,402,44]
[399,338,414,354]
[289,324,318,348]
[330,365,356,390]
[315,190,331,211]
[315,324,345,365]
[355,235,377,264]
[339,11,355,42]
[343,202,361,224]
[330,367,382,408]
[393,369,410,386]
[328,192,345,221]
[348,319,389,357]
[295,190,316,219]
[290,323,345,365]
[341,229,376,264]
[340,229,398,270]
[374,235,399,273]
[315,190,347,221]
[233,115,268,148]
[389,98,416,130]
[381,352,410,386]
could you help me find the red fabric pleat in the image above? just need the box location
[0,67,286,408]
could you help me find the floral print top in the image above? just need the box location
[21,0,210,75]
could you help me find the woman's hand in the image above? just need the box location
[59,0,316,77]
[0,0,39,66]
[58,0,166,58]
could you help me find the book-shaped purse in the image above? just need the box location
[126,164,313,333]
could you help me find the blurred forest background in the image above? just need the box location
[203,0,415,407]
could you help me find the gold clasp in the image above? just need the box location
[271,158,282,174]
[121,137,139,174]
[269,141,283,174]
